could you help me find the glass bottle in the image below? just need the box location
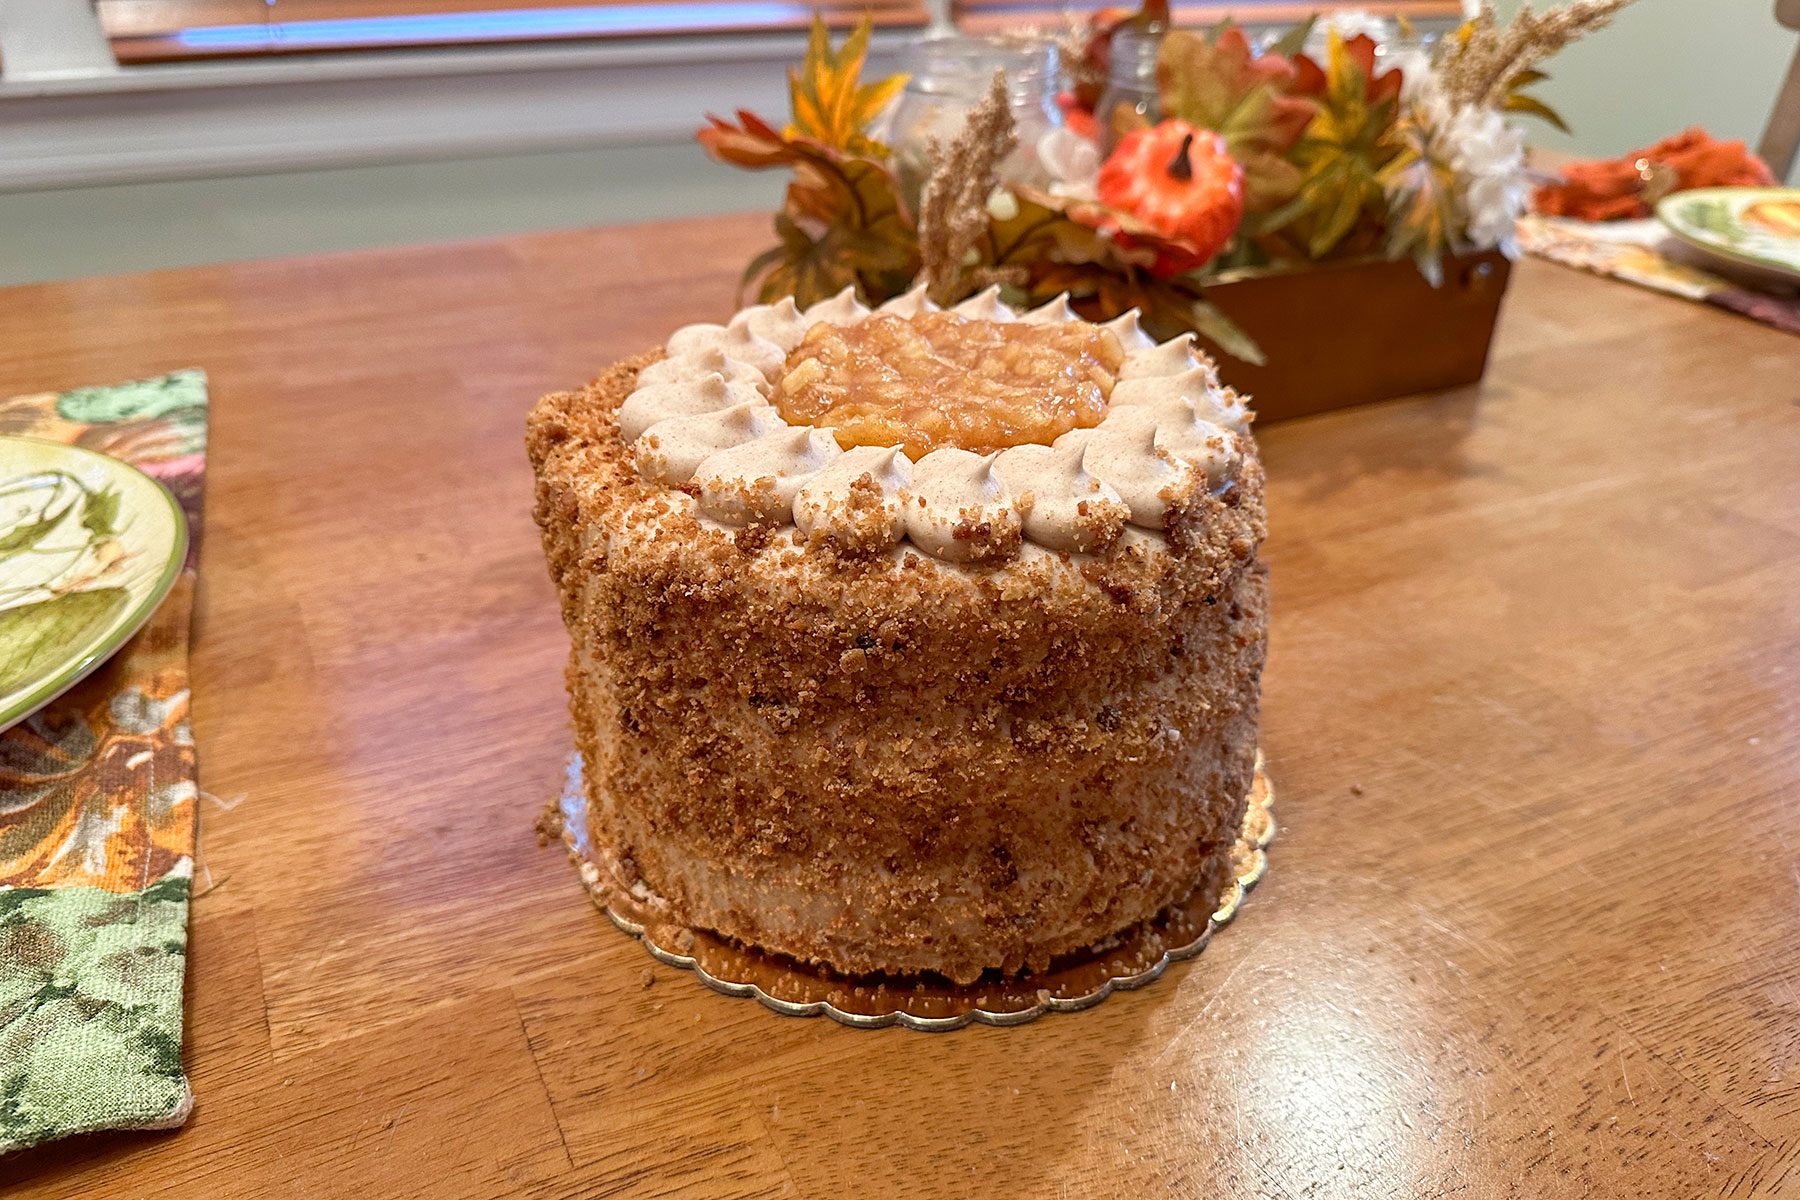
[1094,24,1162,155]
[883,36,1066,206]
[1117,0,1170,36]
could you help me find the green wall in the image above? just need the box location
[0,141,781,287]
[1497,0,1796,170]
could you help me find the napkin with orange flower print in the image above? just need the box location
[0,371,207,1154]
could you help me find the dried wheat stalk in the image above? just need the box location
[916,71,1023,306]
[1440,0,1636,110]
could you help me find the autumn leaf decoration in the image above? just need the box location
[696,16,916,306]
[1154,25,1316,217]
[1498,68,1570,132]
[693,0,1640,367]
[1378,6,1599,286]
[1378,108,1461,286]
[1270,32,1406,261]
[786,15,910,158]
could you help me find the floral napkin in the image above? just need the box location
[0,372,208,1155]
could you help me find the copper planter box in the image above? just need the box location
[1195,250,1513,423]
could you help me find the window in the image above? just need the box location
[94,0,1461,64]
[97,0,929,62]
[953,0,1465,32]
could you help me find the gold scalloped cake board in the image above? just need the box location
[549,752,1273,1031]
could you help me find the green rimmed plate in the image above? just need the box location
[1656,187,1800,285]
[0,437,187,732]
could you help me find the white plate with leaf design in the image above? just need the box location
[1656,187,1800,286]
[0,437,187,732]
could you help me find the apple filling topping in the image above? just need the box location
[773,312,1122,459]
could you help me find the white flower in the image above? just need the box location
[1386,44,1437,100]
[1412,78,1530,256]
[1304,10,1397,57]
[1445,105,1529,253]
[1037,126,1101,202]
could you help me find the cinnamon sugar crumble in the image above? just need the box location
[774,312,1123,459]
[733,524,773,555]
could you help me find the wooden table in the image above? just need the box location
[1,215,1797,1198]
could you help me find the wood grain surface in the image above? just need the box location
[0,214,1797,1198]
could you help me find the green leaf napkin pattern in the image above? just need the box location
[0,372,208,1155]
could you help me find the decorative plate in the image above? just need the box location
[0,437,187,732]
[1657,187,1800,285]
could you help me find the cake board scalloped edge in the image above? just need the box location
[543,751,1274,1031]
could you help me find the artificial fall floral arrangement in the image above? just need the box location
[699,2,1635,361]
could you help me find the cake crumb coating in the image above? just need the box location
[528,350,1269,983]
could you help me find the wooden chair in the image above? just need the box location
[1762,0,1800,179]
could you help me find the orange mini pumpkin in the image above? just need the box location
[1096,119,1245,273]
